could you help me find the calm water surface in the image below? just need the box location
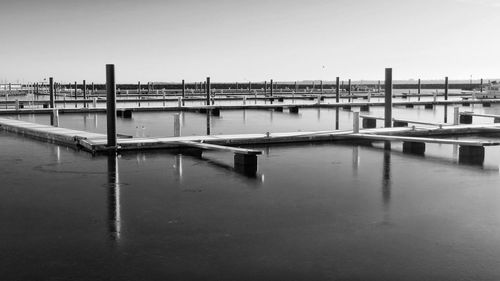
[2,102,500,280]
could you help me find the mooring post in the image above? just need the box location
[74,81,77,108]
[91,82,95,96]
[418,79,421,101]
[444,76,448,101]
[206,77,211,106]
[162,89,166,107]
[320,80,323,94]
[83,80,87,108]
[106,64,117,148]
[270,79,273,97]
[444,77,448,123]
[336,77,340,103]
[248,81,251,93]
[459,145,485,165]
[384,68,393,128]
[182,79,185,100]
[49,77,55,109]
[453,107,459,125]
[52,109,59,127]
[294,81,298,93]
[348,79,352,103]
[378,80,381,93]
[174,113,181,137]
[480,78,483,93]
[264,81,267,95]
[353,111,359,133]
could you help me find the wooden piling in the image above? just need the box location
[106,64,117,148]
[336,77,340,103]
[384,68,393,128]
[83,80,87,108]
[74,81,77,107]
[480,78,483,93]
[444,76,448,100]
[453,107,459,125]
[206,77,211,106]
[348,79,351,103]
[182,79,185,105]
[270,79,273,97]
[353,112,359,133]
[174,113,181,137]
[417,79,421,101]
[49,77,55,109]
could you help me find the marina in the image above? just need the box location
[3,0,500,280]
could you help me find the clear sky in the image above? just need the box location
[1,0,499,83]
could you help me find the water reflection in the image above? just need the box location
[107,153,122,241]
[335,108,339,130]
[174,154,183,182]
[382,143,391,207]
[352,146,359,177]
[206,111,211,135]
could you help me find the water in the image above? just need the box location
[2,102,500,280]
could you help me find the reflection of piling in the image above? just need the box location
[106,64,117,148]
[335,108,339,130]
[382,149,391,206]
[107,153,121,241]
[384,68,392,128]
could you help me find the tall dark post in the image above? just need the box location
[92,82,95,95]
[248,81,251,93]
[378,80,381,93]
[137,81,141,95]
[444,76,449,123]
[264,81,267,95]
[83,80,87,108]
[335,77,340,103]
[106,64,117,148]
[320,80,323,94]
[182,79,185,99]
[480,78,483,93]
[417,79,421,101]
[444,76,448,100]
[49,77,55,108]
[270,79,273,97]
[348,79,351,102]
[74,81,77,101]
[384,68,393,128]
[206,77,211,105]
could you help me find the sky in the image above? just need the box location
[1,0,500,83]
